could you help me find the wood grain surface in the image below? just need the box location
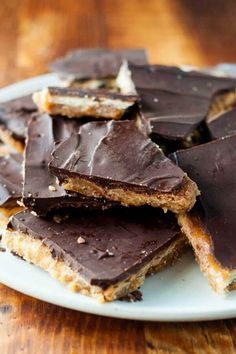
[1,1,236,353]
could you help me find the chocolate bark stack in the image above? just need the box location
[1,48,236,301]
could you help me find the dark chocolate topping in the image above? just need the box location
[49,120,186,193]
[171,135,236,269]
[0,153,22,207]
[50,48,148,80]
[128,64,236,140]
[0,95,37,141]
[207,108,236,139]
[138,88,210,140]
[23,114,113,215]
[9,208,180,288]
[129,64,236,98]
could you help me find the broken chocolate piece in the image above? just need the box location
[49,120,198,213]
[23,114,114,215]
[0,153,24,224]
[171,135,236,293]
[0,95,37,151]
[33,87,138,120]
[0,153,22,208]
[206,108,236,139]
[117,63,236,141]
[49,48,148,88]
[3,208,186,302]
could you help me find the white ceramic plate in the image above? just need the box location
[1,73,236,322]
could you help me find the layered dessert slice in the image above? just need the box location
[49,48,148,89]
[23,113,114,215]
[49,120,198,213]
[117,63,236,145]
[0,95,37,152]
[33,87,138,120]
[171,135,236,293]
[2,208,186,302]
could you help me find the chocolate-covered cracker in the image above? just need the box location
[23,114,113,215]
[207,108,236,139]
[117,63,236,141]
[49,120,198,213]
[0,95,37,152]
[49,48,148,88]
[171,135,236,293]
[33,87,138,120]
[3,208,186,302]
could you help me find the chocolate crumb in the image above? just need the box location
[119,290,143,302]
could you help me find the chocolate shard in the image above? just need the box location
[206,108,236,139]
[3,208,186,301]
[0,95,37,152]
[33,87,138,120]
[170,135,236,293]
[49,120,198,213]
[49,48,149,87]
[117,63,236,141]
[0,153,22,209]
[23,113,114,215]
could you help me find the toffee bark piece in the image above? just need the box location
[0,95,37,152]
[49,120,198,213]
[0,153,24,225]
[206,108,236,139]
[49,48,148,88]
[33,87,138,120]
[117,63,236,141]
[23,114,114,215]
[171,135,236,293]
[3,208,186,302]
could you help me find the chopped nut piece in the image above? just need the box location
[48,185,57,192]
[53,215,62,224]
[17,200,25,207]
[77,236,86,244]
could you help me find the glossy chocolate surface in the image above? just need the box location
[9,208,181,288]
[128,64,236,140]
[23,114,113,215]
[207,108,236,139]
[49,120,186,194]
[0,95,37,140]
[50,48,148,80]
[138,88,210,140]
[171,135,236,269]
[0,153,22,207]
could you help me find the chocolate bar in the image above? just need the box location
[23,113,114,215]
[171,135,236,293]
[117,63,236,141]
[33,87,138,120]
[49,120,198,213]
[0,95,37,152]
[49,48,148,88]
[3,208,186,301]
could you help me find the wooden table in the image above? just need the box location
[1,1,236,353]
